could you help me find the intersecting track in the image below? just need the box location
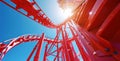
[0,0,84,61]
[0,20,90,61]
[0,0,120,61]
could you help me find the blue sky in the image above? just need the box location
[0,0,82,61]
[0,0,67,41]
[0,0,64,61]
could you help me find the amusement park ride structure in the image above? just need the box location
[0,0,120,61]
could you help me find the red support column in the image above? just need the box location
[70,43,80,61]
[66,43,75,61]
[27,43,38,61]
[34,33,44,61]
[43,43,49,61]
[61,26,70,61]
[68,23,91,61]
[47,29,60,53]
[56,42,60,61]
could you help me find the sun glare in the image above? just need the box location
[62,8,73,19]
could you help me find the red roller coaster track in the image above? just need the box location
[0,0,120,61]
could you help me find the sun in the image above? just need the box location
[52,4,74,24]
[62,7,73,19]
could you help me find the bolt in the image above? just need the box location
[105,48,110,52]
[113,51,118,55]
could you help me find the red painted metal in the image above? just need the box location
[0,0,56,28]
[0,0,120,61]
[68,23,91,61]
[34,34,44,61]
[61,26,71,61]
[27,41,38,61]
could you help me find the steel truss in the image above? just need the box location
[0,0,120,61]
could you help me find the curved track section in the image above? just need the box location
[0,0,57,28]
[0,22,83,61]
[0,33,45,60]
[1,0,120,61]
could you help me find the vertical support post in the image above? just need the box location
[61,26,70,61]
[27,43,38,61]
[53,42,60,61]
[61,49,65,61]
[68,23,91,61]
[56,42,59,61]
[34,33,44,61]
[27,33,44,61]
[47,28,60,53]
[43,43,49,61]
[66,43,75,61]
[64,25,76,61]
[75,38,91,61]
[70,43,80,61]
